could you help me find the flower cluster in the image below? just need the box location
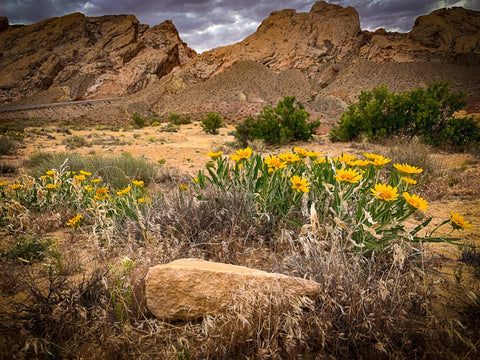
[191,147,472,253]
[0,166,152,241]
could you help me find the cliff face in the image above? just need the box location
[0,13,195,105]
[1,2,479,122]
[146,2,480,119]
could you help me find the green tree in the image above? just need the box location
[235,96,320,146]
[329,81,476,148]
[201,112,223,134]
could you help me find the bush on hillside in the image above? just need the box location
[329,81,479,149]
[235,96,321,146]
[168,113,191,125]
[201,112,223,134]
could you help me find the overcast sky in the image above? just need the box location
[2,0,479,53]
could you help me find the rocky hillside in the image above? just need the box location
[0,13,195,106]
[1,1,479,123]
[138,1,480,122]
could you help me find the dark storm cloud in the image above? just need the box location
[331,0,480,32]
[2,1,480,52]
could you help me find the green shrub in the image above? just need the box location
[0,121,27,136]
[63,135,90,148]
[438,116,480,149]
[329,81,477,149]
[131,113,146,128]
[2,236,52,262]
[201,112,223,134]
[169,113,191,125]
[235,96,320,146]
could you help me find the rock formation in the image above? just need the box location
[0,13,195,105]
[145,258,321,321]
[1,1,479,122]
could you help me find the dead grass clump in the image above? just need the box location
[355,136,440,178]
[149,189,271,264]
[27,152,157,189]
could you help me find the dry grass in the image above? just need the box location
[1,184,478,359]
[1,129,480,359]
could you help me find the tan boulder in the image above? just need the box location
[145,258,321,321]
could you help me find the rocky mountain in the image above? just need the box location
[0,13,195,105]
[1,1,479,123]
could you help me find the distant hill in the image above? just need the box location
[1,1,479,123]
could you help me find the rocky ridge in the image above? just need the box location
[0,12,195,105]
[140,1,480,121]
[1,1,479,122]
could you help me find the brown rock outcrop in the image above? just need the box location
[0,17,8,32]
[1,1,479,122]
[145,258,321,321]
[191,1,361,80]
[0,13,195,105]
[146,1,480,121]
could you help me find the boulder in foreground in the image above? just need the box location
[145,258,321,321]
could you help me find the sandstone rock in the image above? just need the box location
[1,1,480,122]
[0,13,196,105]
[145,258,321,321]
[408,7,480,53]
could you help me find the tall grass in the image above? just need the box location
[27,152,157,189]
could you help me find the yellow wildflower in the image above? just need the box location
[0,181,7,187]
[74,175,86,182]
[192,177,199,183]
[10,183,21,190]
[132,180,144,186]
[94,187,109,201]
[116,186,132,196]
[364,153,382,160]
[231,147,253,162]
[41,175,48,180]
[278,152,301,164]
[371,184,399,202]
[79,170,91,176]
[66,214,83,227]
[206,151,223,160]
[46,184,57,190]
[314,157,330,165]
[369,155,391,167]
[138,197,151,203]
[334,168,362,184]
[403,192,429,211]
[306,151,322,159]
[46,170,57,176]
[92,178,102,183]
[179,183,189,191]
[347,159,370,167]
[294,147,321,159]
[334,153,357,163]
[394,163,423,174]
[264,155,286,173]
[449,212,472,229]
[290,175,310,193]
[402,176,417,185]
[294,146,309,158]
[84,185,94,192]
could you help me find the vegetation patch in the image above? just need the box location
[329,81,480,150]
[235,96,321,146]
